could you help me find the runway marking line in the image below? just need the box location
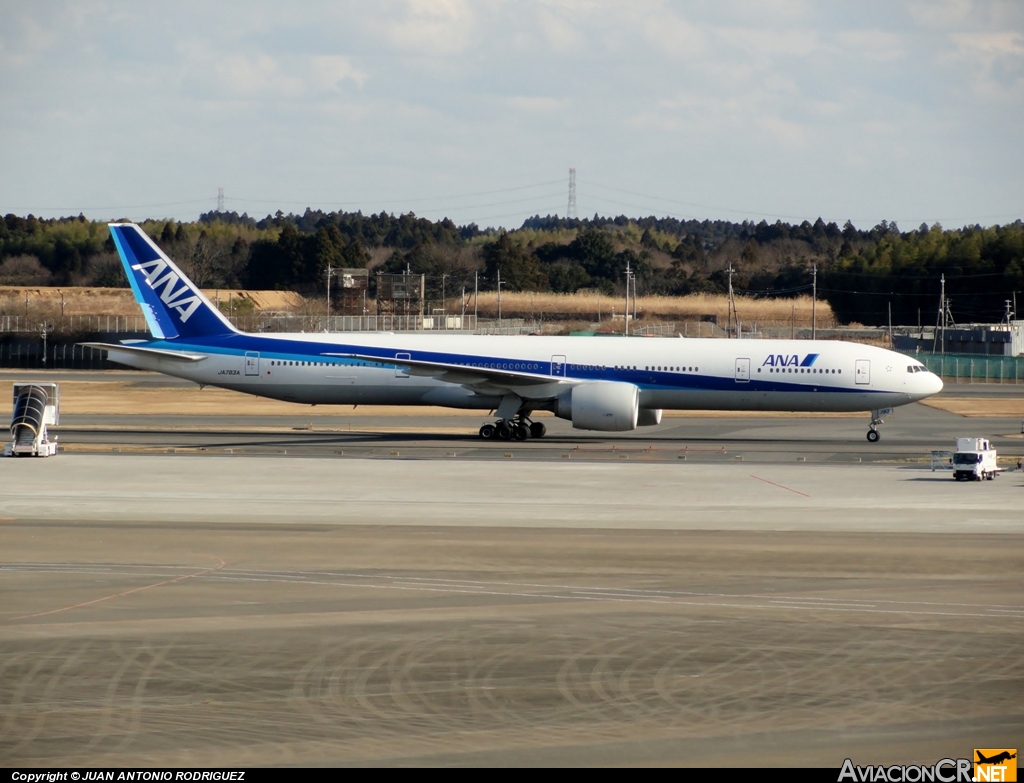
[749,474,810,497]
[9,557,226,622]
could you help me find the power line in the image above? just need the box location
[6,198,216,212]
[223,179,566,208]
[395,191,565,215]
[566,168,577,220]
[583,180,805,221]
[580,178,1024,226]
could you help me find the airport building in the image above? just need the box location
[893,321,1024,357]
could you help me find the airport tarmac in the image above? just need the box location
[4,370,1023,463]
[0,372,1022,766]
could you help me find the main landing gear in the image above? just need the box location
[866,410,884,443]
[479,416,547,441]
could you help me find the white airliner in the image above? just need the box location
[86,223,943,442]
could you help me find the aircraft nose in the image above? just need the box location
[926,372,943,395]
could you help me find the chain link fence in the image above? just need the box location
[904,352,1024,383]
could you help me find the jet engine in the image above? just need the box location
[556,381,639,431]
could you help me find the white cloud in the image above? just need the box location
[214,54,303,96]
[952,30,1024,63]
[835,30,906,62]
[311,56,367,90]
[906,0,973,29]
[0,15,58,68]
[0,1,1020,227]
[504,96,566,112]
[534,3,589,53]
[637,9,707,59]
[377,0,478,55]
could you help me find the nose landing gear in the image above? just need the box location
[866,409,885,442]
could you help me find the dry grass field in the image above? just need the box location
[919,397,1024,417]
[0,286,304,319]
[471,291,836,327]
[0,285,837,328]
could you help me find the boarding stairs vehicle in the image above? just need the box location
[5,383,59,457]
[952,437,998,481]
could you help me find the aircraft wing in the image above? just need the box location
[81,342,209,363]
[323,352,568,390]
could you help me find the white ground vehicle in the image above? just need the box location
[952,437,998,481]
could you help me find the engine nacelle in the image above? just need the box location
[556,381,639,432]
[637,408,662,427]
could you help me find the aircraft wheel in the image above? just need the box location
[497,423,513,440]
[479,424,495,440]
[530,422,547,438]
[514,424,530,441]
[866,429,880,443]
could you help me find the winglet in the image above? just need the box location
[108,223,238,340]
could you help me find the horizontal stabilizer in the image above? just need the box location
[81,342,208,363]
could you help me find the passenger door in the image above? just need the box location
[244,351,259,377]
[734,357,750,383]
[855,359,871,385]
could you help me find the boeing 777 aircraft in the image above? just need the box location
[86,223,943,442]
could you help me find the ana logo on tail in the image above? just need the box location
[131,258,203,323]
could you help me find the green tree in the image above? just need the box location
[483,232,548,291]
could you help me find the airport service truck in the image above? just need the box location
[952,437,999,481]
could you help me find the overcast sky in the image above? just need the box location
[1,1,1022,229]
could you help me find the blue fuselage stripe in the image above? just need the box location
[140,336,880,395]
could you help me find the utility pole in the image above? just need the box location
[474,271,478,328]
[811,263,817,340]
[326,263,333,321]
[567,168,577,219]
[404,262,411,321]
[933,274,945,354]
[888,301,893,350]
[497,269,502,325]
[624,257,631,336]
[626,268,634,329]
[726,263,735,338]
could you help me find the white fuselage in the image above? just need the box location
[106,332,943,414]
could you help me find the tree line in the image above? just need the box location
[0,210,1021,326]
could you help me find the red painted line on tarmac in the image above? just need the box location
[749,474,811,497]
[10,557,227,621]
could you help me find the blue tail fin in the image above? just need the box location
[108,223,238,340]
